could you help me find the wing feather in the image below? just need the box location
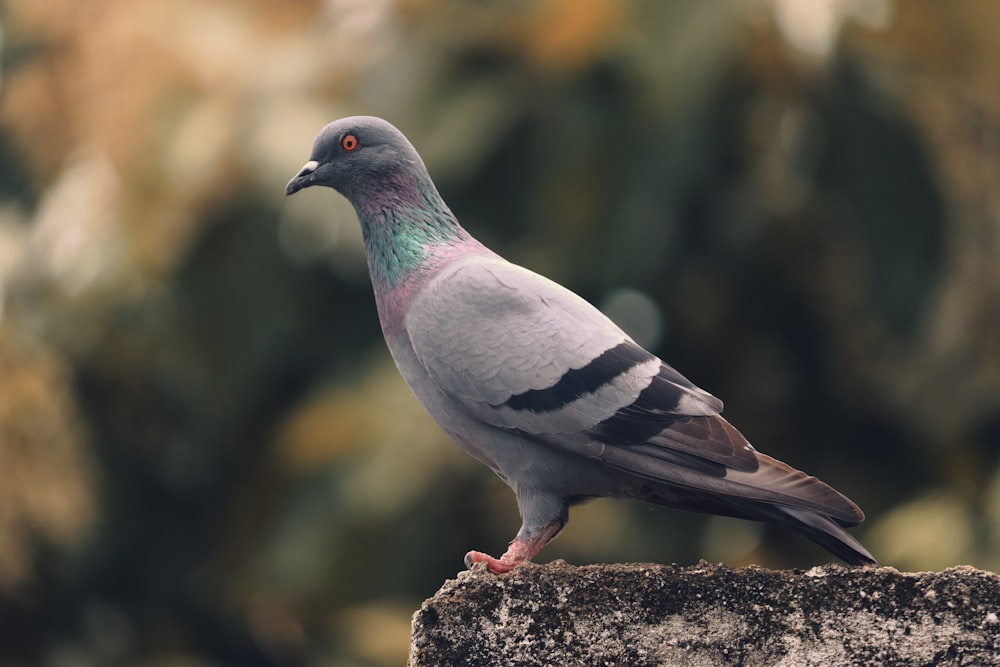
[405,255,862,521]
[406,256,721,437]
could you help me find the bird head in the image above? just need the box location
[284,116,427,200]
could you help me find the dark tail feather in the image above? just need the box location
[631,485,876,566]
[766,505,876,566]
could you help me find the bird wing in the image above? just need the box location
[404,255,758,473]
[406,255,864,525]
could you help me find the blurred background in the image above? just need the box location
[0,0,998,664]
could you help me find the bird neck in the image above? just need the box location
[356,181,472,292]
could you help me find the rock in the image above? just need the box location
[409,561,1000,666]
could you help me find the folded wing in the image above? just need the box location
[405,255,863,526]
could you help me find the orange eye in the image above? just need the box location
[341,134,359,152]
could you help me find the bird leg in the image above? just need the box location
[464,520,564,573]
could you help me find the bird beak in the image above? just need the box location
[285,160,319,196]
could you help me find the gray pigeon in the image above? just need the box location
[285,116,875,572]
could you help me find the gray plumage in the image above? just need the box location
[285,116,875,571]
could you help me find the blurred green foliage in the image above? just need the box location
[0,0,998,665]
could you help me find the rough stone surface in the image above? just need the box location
[409,561,1000,666]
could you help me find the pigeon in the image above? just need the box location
[285,116,875,572]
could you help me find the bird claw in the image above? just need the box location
[465,522,565,573]
[464,550,520,573]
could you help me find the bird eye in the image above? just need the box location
[341,134,359,152]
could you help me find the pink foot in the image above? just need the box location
[464,549,523,573]
[463,522,564,574]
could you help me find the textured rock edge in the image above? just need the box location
[409,561,1000,666]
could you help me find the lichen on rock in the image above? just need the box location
[409,561,1000,666]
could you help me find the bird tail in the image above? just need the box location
[614,449,877,565]
[582,421,876,564]
[762,505,876,566]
